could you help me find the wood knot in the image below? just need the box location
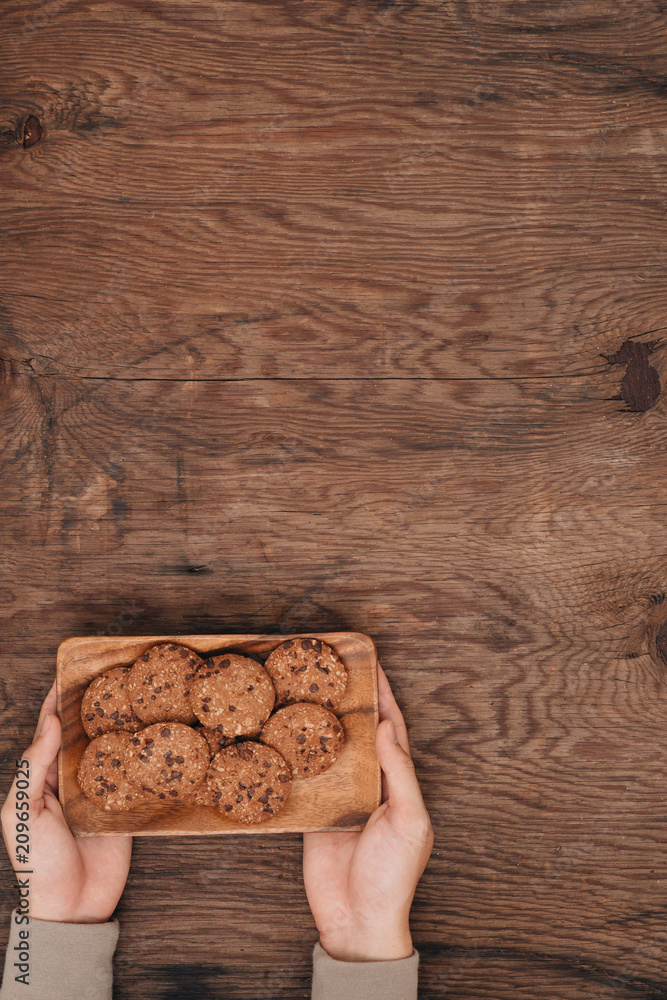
[22,115,42,148]
[602,339,661,412]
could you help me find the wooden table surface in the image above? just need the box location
[2,2,667,997]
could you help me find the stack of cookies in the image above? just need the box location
[76,638,348,824]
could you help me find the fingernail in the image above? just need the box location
[39,714,51,737]
[387,720,398,744]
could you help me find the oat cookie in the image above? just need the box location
[120,722,209,801]
[259,702,345,779]
[263,638,347,710]
[207,742,292,823]
[77,732,145,812]
[81,666,143,739]
[127,643,204,724]
[190,653,275,737]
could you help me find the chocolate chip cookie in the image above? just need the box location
[263,638,347,710]
[81,666,143,739]
[207,742,292,823]
[127,643,204,725]
[259,702,345,779]
[120,722,209,801]
[77,731,146,811]
[190,653,275,737]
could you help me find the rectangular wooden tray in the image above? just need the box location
[57,632,381,837]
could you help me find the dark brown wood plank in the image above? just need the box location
[1,1,667,380]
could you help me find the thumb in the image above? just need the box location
[375,719,426,820]
[19,712,61,804]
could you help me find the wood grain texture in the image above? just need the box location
[1,0,667,997]
[57,632,380,836]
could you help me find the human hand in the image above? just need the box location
[302,663,434,961]
[0,679,132,923]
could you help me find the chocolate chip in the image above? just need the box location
[266,787,274,794]
[102,692,112,700]
[145,748,153,756]
[237,745,254,760]
[161,769,168,776]
[247,788,254,798]
[159,792,166,799]
[110,710,119,719]
[164,682,170,690]
[132,737,141,745]
[96,708,105,717]
[175,755,185,763]
[283,640,293,649]
[185,672,195,679]
[220,659,230,668]
[333,724,341,734]
[236,794,244,802]
[258,794,269,803]
[278,773,289,783]
[169,789,178,797]
[309,683,319,692]
[263,760,272,767]
[298,665,308,672]
[228,705,236,712]
[94,774,104,781]
[170,644,179,651]
[263,806,273,814]
[239,782,247,789]
[202,704,210,712]
[110,759,121,767]
[183,690,190,696]
[141,651,150,661]
[224,803,233,811]
[154,686,162,694]
[139,754,150,763]
[96,726,103,734]
[247,685,254,691]
[316,665,329,674]
[301,639,312,650]
[161,728,171,738]
[171,770,182,779]
[325,699,333,708]
[189,658,197,666]
[179,648,188,658]
[296,734,306,744]
[96,788,104,795]
[86,713,95,720]
[203,696,211,702]
[313,640,322,653]
[108,783,117,792]
[150,695,156,700]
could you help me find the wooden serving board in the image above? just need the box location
[57,632,380,837]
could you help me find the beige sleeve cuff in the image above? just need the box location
[0,908,119,1000]
[311,941,419,1000]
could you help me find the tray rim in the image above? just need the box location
[56,630,381,837]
